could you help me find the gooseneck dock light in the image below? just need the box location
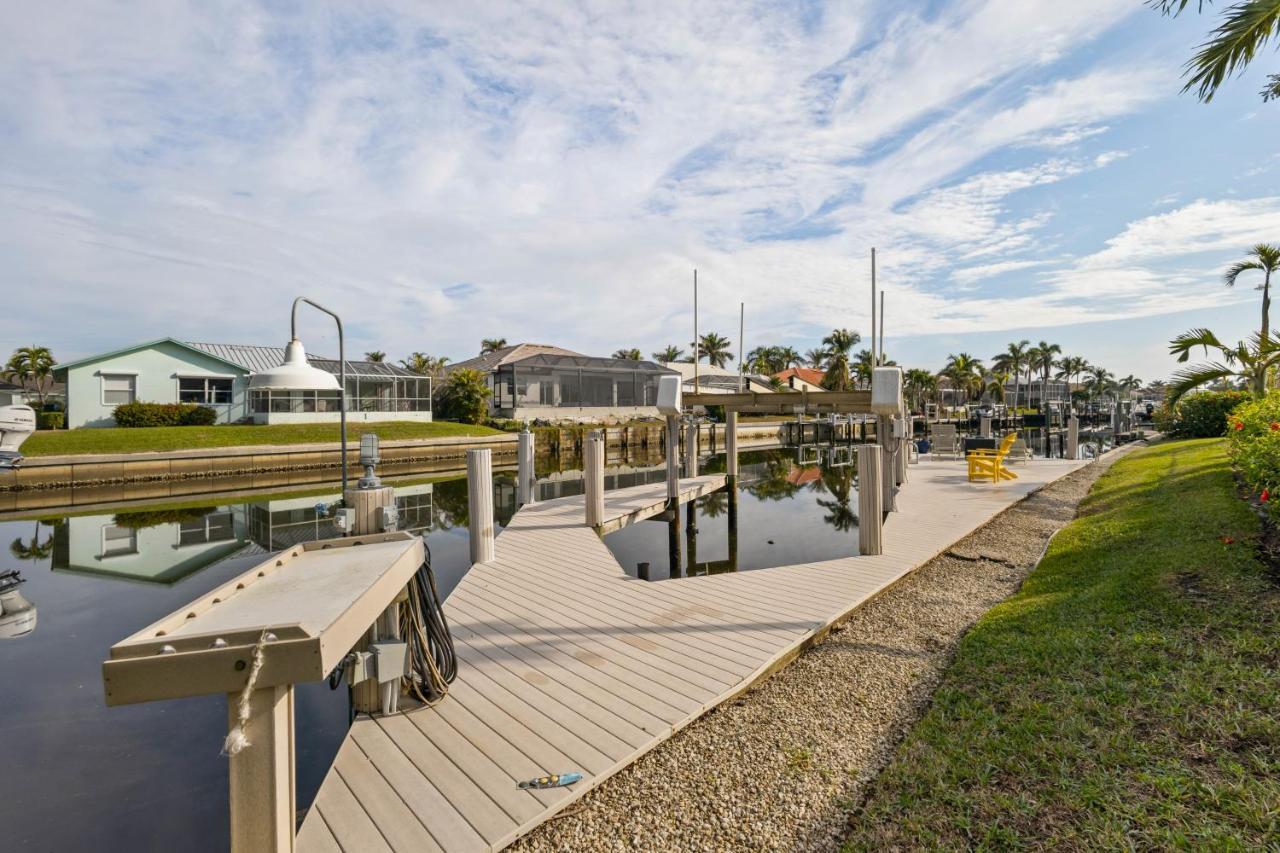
[249,297,349,493]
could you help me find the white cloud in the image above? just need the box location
[0,0,1238,374]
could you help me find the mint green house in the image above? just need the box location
[53,338,431,429]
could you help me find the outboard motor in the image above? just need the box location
[0,570,36,639]
[0,405,36,469]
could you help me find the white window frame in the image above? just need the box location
[99,524,138,559]
[100,372,138,407]
[174,374,237,406]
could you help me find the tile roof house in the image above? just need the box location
[775,367,826,391]
[52,338,430,428]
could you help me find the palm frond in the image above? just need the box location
[1167,363,1237,406]
[1169,327,1228,362]
[1182,0,1280,102]
[1224,258,1264,286]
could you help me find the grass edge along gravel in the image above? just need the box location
[843,437,1279,851]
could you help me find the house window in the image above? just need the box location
[101,525,138,558]
[179,377,234,404]
[102,374,136,406]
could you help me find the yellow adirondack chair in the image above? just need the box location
[967,432,1019,483]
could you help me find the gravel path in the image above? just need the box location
[512,447,1140,852]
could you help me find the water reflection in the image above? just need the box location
[604,448,861,580]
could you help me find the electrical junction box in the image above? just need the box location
[333,507,355,533]
[377,504,399,532]
[656,374,682,416]
[870,366,904,415]
[346,650,373,684]
[370,641,409,684]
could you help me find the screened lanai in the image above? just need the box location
[491,353,676,418]
[248,358,431,421]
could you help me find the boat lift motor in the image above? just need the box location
[0,570,36,639]
[0,405,36,470]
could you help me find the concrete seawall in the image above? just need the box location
[1,433,519,495]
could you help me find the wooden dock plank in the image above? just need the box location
[299,459,1088,852]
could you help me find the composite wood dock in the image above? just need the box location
[298,457,1086,852]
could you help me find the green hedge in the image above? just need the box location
[1227,391,1280,512]
[1154,390,1250,438]
[36,411,64,430]
[113,401,218,428]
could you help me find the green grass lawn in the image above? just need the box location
[22,420,504,457]
[845,438,1279,850]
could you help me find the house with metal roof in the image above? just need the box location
[448,343,678,423]
[52,338,430,428]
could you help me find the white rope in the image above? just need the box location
[221,630,270,757]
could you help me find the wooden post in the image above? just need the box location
[467,449,495,564]
[343,483,398,715]
[585,430,604,527]
[517,430,536,505]
[726,410,739,479]
[665,415,679,507]
[1067,415,1079,460]
[878,415,896,512]
[684,420,698,478]
[858,445,883,555]
[227,684,295,853]
[979,414,992,438]
[896,416,910,484]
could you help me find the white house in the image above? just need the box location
[52,338,431,428]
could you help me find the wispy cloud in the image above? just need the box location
[0,0,1257,375]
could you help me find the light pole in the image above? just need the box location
[249,297,349,494]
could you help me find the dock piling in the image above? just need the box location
[467,449,495,564]
[517,430,536,506]
[858,445,884,555]
[665,415,679,507]
[1067,414,1079,460]
[585,431,604,527]
[684,421,698,478]
[726,410,739,479]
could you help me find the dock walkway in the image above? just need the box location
[298,458,1085,852]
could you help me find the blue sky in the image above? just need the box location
[3,1,1279,382]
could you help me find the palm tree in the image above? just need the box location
[4,346,56,408]
[1086,365,1115,406]
[904,368,938,413]
[364,350,386,363]
[1027,341,1061,410]
[653,345,684,363]
[820,329,861,391]
[612,348,642,361]
[991,340,1031,410]
[1118,374,1142,397]
[692,333,734,368]
[1224,244,1280,350]
[1151,1,1280,102]
[940,353,985,405]
[480,338,508,355]
[804,348,828,369]
[9,521,54,562]
[777,346,802,369]
[1168,327,1280,401]
[986,371,1011,404]
[1054,355,1089,411]
[399,353,449,394]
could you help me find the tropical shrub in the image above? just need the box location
[437,369,492,425]
[1227,391,1280,513]
[36,411,64,430]
[113,401,218,427]
[1154,390,1249,438]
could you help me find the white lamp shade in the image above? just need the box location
[249,339,342,391]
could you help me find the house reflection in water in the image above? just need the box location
[50,484,437,586]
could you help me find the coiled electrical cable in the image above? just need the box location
[401,539,457,706]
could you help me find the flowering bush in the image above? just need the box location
[1156,390,1250,438]
[1226,391,1280,514]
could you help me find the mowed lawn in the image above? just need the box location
[22,420,506,457]
[845,439,1279,850]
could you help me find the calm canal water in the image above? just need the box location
[0,449,758,851]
